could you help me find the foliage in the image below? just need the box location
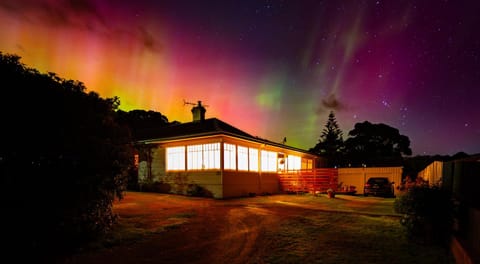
[394,186,453,246]
[0,52,133,259]
[310,111,344,167]
[186,184,212,197]
[344,121,412,166]
[116,109,177,140]
[140,181,172,193]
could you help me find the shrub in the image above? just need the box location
[186,184,212,197]
[394,185,453,246]
[1,52,132,261]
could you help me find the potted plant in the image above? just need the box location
[327,188,335,198]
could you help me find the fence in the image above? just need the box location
[278,168,338,194]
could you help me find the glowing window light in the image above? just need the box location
[249,148,258,172]
[302,159,313,171]
[261,150,277,172]
[224,143,236,170]
[166,146,185,171]
[287,155,301,171]
[187,144,203,170]
[187,143,220,170]
[203,143,220,169]
[238,145,248,171]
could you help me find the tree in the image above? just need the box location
[116,109,176,140]
[344,121,412,166]
[0,52,133,260]
[310,111,344,167]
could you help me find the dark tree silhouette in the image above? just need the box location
[310,111,344,167]
[116,109,178,140]
[344,121,412,166]
[0,52,133,261]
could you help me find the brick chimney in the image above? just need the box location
[191,101,206,122]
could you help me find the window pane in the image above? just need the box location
[166,146,185,171]
[261,150,277,172]
[187,144,202,170]
[203,143,220,169]
[238,146,248,171]
[301,159,313,171]
[224,143,236,170]
[287,155,301,171]
[249,148,258,171]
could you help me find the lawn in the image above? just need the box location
[68,192,455,264]
[264,212,453,264]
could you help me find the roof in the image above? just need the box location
[136,118,315,155]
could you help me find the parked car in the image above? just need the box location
[364,177,394,197]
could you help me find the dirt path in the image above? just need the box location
[65,192,397,264]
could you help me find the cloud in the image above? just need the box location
[0,0,105,30]
[138,27,163,53]
[315,93,344,115]
[1,0,163,53]
[322,93,342,109]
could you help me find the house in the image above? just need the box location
[134,101,319,199]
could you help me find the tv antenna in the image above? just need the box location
[183,99,208,108]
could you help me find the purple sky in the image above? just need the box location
[1,0,479,156]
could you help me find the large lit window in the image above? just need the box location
[238,146,248,171]
[261,150,277,172]
[187,143,220,170]
[287,155,301,171]
[166,146,185,170]
[249,148,258,171]
[224,143,236,170]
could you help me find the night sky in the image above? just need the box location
[1,0,479,156]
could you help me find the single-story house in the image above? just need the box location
[135,101,320,199]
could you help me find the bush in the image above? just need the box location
[394,185,453,246]
[186,184,212,197]
[140,181,172,193]
[0,52,132,261]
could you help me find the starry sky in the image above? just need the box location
[1,0,479,156]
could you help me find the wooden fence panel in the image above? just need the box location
[279,169,338,193]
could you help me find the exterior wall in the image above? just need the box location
[417,161,444,186]
[338,167,402,195]
[138,136,225,198]
[138,144,165,183]
[260,172,281,194]
[163,171,223,198]
[222,171,280,197]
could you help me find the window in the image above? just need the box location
[238,146,248,171]
[187,144,202,170]
[166,146,185,170]
[261,150,277,172]
[249,148,258,172]
[187,143,220,170]
[287,155,301,171]
[224,143,236,170]
[302,159,313,171]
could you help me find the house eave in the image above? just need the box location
[136,132,317,157]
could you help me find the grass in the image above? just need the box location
[265,211,454,264]
[81,210,197,252]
